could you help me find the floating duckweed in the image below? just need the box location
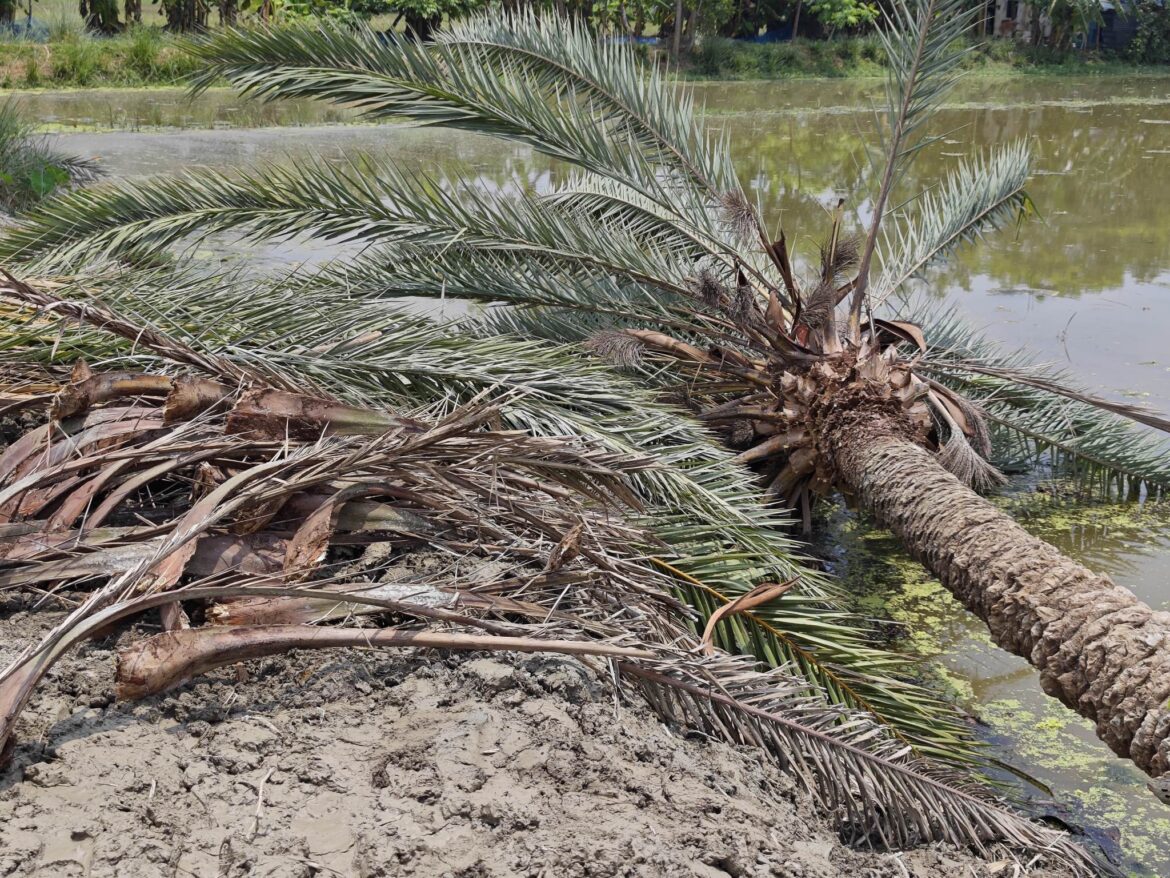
[823,498,1170,876]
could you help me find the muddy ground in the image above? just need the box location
[0,602,1076,878]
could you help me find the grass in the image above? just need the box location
[1,0,198,88]
[0,27,204,88]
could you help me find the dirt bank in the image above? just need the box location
[0,603,1075,878]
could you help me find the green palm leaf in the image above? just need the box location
[184,15,740,233]
[874,141,1033,308]
[908,303,1170,494]
[0,266,979,763]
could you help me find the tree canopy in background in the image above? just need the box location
[6,0,1166,62]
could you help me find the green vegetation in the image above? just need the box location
[2,0,1168,90]
[0,27,203,88]
[0,98,98,212]
[3,27,1167,92]
[1129,0,1170,65]
[689,33,1170,78]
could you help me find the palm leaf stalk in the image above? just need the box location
[0,277,1106,875]
[5,8,1170,784]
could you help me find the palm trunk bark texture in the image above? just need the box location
[825,407,1170,779]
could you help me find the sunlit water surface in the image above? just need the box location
[14,76,1170,875]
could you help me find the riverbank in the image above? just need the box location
[0,600,1078,878]
[2,27,1167,91]
[0,29,201,89]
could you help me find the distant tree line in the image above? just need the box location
[2,0,1166,64]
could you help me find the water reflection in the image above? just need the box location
[28,76,1170,401]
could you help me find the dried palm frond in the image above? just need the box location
[0,268,977,770]
[932,393,1008,492]
[0,369,1104,874]
[821,233,860,285]
[585,329,646,367]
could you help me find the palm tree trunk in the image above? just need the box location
[672,0,684,58]
[826,408,1170,779]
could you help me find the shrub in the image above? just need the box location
[734,43,768,77]
[692,36,733,77]
[767,40,807,75]
[980,37,1017,64]
[22,55,40,86]
[805,36,831,63]
[124,25,161,80]
[803,37,844,74]
[45,9,87,42]
[1127,0,1170,63]
[857,34,884,63]
[1015,42,1078,66]
[151,43,202,80]
[50,36,107,85]
[0,99,100,214]
[831,36,862,67]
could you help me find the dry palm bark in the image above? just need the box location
[828,406,1170,777]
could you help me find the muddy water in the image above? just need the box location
[15,77,1170,874]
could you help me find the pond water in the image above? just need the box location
[14,77,1170,874]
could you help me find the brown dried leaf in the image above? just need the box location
[700,578,798,655]
[873,318,928,353]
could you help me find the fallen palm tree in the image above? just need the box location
[0,267,984,769]
[0,273,1107,874]
[13,6,1162,787]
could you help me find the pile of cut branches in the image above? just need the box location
[0,269,1104,874]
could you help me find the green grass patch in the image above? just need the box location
[0,27,204,88]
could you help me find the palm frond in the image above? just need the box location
[183,15,739,233]
[0,345,1103,872]
[908,303,1170,495]
[182,12,797,289]
[874,141,1033,308]
[544,173,731,258]
[0,158,687,299]
[851,0,982,329]
[312,242,751,345]
[0,465,1100,878]
[0,267,984,763]
[433,10,740,198]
